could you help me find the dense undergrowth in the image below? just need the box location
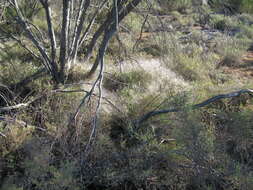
[0,0,253,189]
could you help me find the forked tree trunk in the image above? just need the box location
[4,0,143,85]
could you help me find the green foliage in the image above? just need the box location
[1,1,42,35]
[158,0,193,13]
[209,0,253,14]
[208,0,235,13]
[171,53,204,81]
[0,43,47,95]
[218,53,242,68]
[214,35,248,62]
[103,70,152,92]
[22,159,79,190]
[237,24,253,39]
[123,12,143,33]
[4,0,41,21]
[1,1,253,189]
[210,14,235,31]
[238,13,253,25]
[1,147,80,190]
[140,44,163,57]
[173,112,215,154]
[240,0,253,13]
[0,184,23,190]
[226,109,253,141]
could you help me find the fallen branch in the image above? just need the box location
[0,94,43,113]
[135,89,253,126]
[0,103,32,112]
[0,131,6,138]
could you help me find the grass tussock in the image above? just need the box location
[103,70,152,92]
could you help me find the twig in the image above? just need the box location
[0,90,48,113]
[132,12,149,51]
[54,89,122,114]
[0,131,7,138]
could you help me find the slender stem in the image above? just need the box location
[40,0,59,82]
[59,0,71,83]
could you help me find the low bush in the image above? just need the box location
[171,54,203,81]
[103,70,152,92]
[218,53,242,68]
[158,0,193,13]
[239,0,253,14]
[210,14,235,31]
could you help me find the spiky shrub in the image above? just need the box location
[209,14,235,31]
[208,0,240,14]
[158,0,193,13]
[209,0,253,14]
[103,70,152,92]
[238,0,253,13]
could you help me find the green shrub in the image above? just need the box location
[209,0,241,14]
[158,0,193,13]
[209,0,253,14]
[210,14,235,31]
[217,53,242,68]
[103,70,152,92]
[239,0,253,13]
[1,147,80,190]
[238,24,253,39]
[214,35,248,59]
[140,44,163,57]
[171,54,202,81]
[238,13,253,25]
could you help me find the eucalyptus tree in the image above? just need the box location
[1,0,143,85]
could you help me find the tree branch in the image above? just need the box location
[0,27,42,61]
[85,0,142,76]
[40,0,57,63]
[59,0,71,82]
[69,0,91,61]
[135,89,253,126]
[9,0,53,74]
[82,0,137,63]
[0,93,45,113]
[78,0,109,50]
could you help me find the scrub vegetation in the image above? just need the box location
[0,0,253,189]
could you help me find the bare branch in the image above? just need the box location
[83,74,103,158]
[9,0,53,74]
[40,0,57,63]
[86,26,117,78]
[135,89,253,126]
[53,86,122,113]
[85,0,142,77]
[0,27,42,61]
[83,0,142,64]
[0,93,44,113]
[0,1,7,22]
[69,0,91,61]
[83,30,106,162]
[59,0,71,82]
[77,0,108,55]
[132,13,149,51]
